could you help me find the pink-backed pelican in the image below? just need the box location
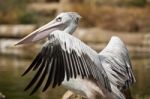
[15,12,135,99]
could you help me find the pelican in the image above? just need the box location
[15,12,135,99]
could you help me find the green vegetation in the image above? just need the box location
[0,0,37,24]
[71,3,150,32]
[19,11,38,24]
[0,0,150,32]
[85,0,147,7]
[123,0,147,7]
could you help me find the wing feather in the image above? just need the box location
[22,31,111,94]
[42,58,54,91]
[72,50,81,75]
[30,58,49,95]
[62,51,70,81]
[70,51,78,78]
[52,58,58,88]
[99,36,136,90]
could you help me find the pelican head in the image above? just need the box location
[15,12,81,45]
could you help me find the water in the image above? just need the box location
[0,55,150,99]
[131,58,150,99]
[0,56,66,99]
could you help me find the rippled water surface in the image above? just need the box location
[0,56,150,99]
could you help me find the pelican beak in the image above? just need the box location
[15,20,64,45]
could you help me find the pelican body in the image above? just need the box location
[16,12,135,99]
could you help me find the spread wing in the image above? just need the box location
[99,36,136,91]
[22,31,111,95]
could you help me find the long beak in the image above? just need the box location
[15,20,64,45]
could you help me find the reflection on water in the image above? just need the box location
[0,56,150,99]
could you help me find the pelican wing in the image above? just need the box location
[99,36,136,90]
[22,31,111,95]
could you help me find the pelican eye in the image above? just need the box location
[56,17,62,22]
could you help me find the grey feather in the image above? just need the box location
[99,36,136,98]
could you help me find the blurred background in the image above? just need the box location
[0,0,150,99]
